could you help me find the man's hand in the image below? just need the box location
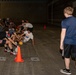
[60,44,64,50]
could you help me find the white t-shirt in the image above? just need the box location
[25,23,33,28]
[23,31,33,42]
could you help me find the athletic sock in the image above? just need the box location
[10,49,13,52]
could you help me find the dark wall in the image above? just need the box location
[0,0,76,26]
[48,0,75,26]
[0,2,47,24]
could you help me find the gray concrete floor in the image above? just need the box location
[0,25,76,75]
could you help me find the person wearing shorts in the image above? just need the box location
[21,28,34,46]
[60,6,76,75]
[0,31,17,55]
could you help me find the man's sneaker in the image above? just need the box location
[60,69,71,75]
[4,49,10,52]
[10,52,17,55]
[13,52,17,55]
[15,47,18,53]
[7,49,11,52]
[10,52,13,55]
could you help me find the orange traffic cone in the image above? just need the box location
[14,46,24,62]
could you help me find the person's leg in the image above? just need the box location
[65,58,70,69]
[4,44,8,52]
[64,44,71,69]
[5,39,17,55]
[71,45,76,68]
[5,39,13,52]
[23,37,27,43]
[60,58,71,75]
[60,44,71,75]
[6,39,12,48]
[11,34,14,41]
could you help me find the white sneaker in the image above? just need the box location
[15,47,18,53]
[10,52,17,55]
[7,49,10,52]
[13,52,17,55]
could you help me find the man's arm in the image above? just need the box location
[60,28,66,50]
[31,38,35,46]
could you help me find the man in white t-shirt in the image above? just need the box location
[25,23,33,28]
[23,20,33,32]
[22,28,34,45]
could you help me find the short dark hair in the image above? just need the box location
[27,28,33,32]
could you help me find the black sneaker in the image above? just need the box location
[60,69,71,75]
